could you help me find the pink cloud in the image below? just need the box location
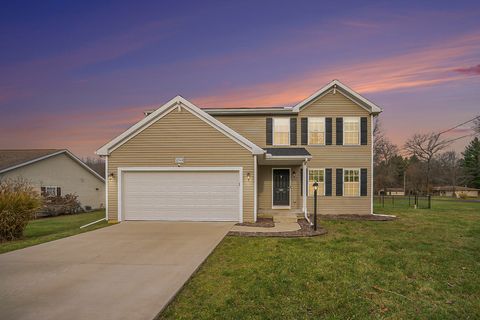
[453,64,480,75]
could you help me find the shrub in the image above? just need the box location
[458,192,468,200]
[41,193,82,216]
[0,179,42,241]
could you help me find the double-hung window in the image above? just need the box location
[45,186,58,197]
[308,117,325,145]
[344,117,360,145]
[273,118,290,145]
[344,169,360,196]
[308,169,325,196]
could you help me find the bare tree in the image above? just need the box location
[404,133,451,194]
[82,157,105,178]
[473,115,480,135]
[437,151,462,197]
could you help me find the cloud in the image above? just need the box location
[193,32,480,108]
[453,64,480,75]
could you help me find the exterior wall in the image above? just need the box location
[0,153,105,209]
[107,106,255,222]
[439,190,479,198]
[257,165,302,211]
[213,91,373,215]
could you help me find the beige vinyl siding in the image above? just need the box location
[300,91,372,215]
[107,107,255,222]
[257,165,302,210]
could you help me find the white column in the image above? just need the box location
[253,155,258,222]
[302,160,307,215]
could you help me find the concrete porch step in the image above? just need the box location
[273,213,299,224]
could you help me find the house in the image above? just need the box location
[378,188,405,196]
[432,186,479,198]
[0,149,105,210]
[96,80,382,222]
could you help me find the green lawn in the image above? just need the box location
[0,210,109,254]
[161,201,480,319]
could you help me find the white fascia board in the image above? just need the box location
[0,149,105,183]
[292,80,383,114]
[96,96,265,156]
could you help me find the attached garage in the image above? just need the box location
[118,168,242,222]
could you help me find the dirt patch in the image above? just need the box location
[228,219,327,237]
[319,214,396,221]
[235,217,275,228]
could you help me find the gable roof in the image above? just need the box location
[0,149,105,182]
[96,96,265,156]
[292,79,383,114]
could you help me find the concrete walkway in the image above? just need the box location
[0,221,233,320]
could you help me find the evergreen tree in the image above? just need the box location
[461,137,480,188]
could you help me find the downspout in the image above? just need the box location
[302,158,312,225]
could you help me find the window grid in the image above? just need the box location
[308,117,325,145]
[344,117,360,145]
[344,169,360,196]
[45,186,57,197]
[308,169,325,196]
[273,118,290,145]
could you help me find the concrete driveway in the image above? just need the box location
[0,221,233,320]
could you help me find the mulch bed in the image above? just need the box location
[235,217,275,228]
[318,214,396,221]
[228,219,327,238]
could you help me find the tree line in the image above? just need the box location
[374,116,480,195]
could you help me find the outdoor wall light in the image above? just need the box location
[247,173,251,181]
[292,171,296,178]
[108,172,115,180]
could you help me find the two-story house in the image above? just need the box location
[96,80,382,223]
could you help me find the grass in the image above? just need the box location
[160,200,480,319]
[0,210,109,254]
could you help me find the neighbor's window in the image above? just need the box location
[308,117,325,145]
[308,169,325,196]
[344,117,360,145]
[273,118,290,145]
[344,169,360,196]
[45,186,58,197]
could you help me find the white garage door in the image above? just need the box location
[122,170,240,221]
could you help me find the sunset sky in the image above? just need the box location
[1,1,479,157]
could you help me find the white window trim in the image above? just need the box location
[308,168,325,196]
[44,186,59,197]
[272,118,290,146]
[308,117,326,146]
[343,168,360,197]
[343,117,360,146]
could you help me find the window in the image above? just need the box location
[273,118,290,145]
[308,169,325,196]
[344,117,360,145]
[45,186,59,197]
[344,169,360,196]
[308,117,325,145]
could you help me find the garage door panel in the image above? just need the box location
[122,170,240,221]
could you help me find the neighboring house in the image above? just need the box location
[96,80,382,222]
[378,188,405,196]
[432,186,479,198]
[0,149,105,209]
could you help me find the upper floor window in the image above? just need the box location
[344,117,360,145]
[308,169,325,196]
[308,117,325,145]
[344,169,360,196]
[273,118,290,145]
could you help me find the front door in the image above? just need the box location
[273,169,290,207]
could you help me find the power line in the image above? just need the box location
[437,115,480,136]
[444,133,477,144]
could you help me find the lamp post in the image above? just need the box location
[313,181,318,231]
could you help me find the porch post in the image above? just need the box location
[253,155,257,222]
[302,159,307,215]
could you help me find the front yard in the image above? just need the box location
[0,210,109,254]
[161,200,480,319]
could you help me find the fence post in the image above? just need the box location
[408,195,411,207]
[392,196,394,207]
[428,195,431,209]
[382,194,384,208]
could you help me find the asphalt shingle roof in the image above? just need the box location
[0,149,62,172]
[264,148,311,157]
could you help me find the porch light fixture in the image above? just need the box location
[313,182,318,231]
[108,172,115,180]
[292,171,296,179]
[247,172,250,181]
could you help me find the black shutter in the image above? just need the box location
[301,118,308,145]
[290,118,297,145]
[360,168,368,196]
[56,187,61,197]
[336,118,343,145]
[41,187,46,196]
[266,118,273,145]
[336,168,343,196]
[360,117,368,145]
[325,118,332,145]
[325,168,332,196]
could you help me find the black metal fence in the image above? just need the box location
[374,195,431,209]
